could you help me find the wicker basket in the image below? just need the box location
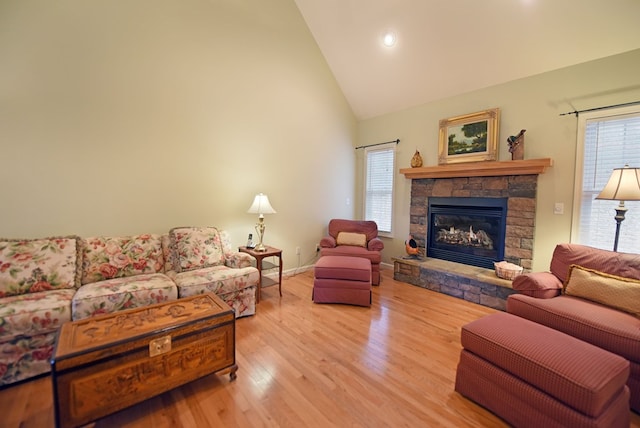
[494,262,523,280]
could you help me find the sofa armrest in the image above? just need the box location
[512,271,563,299]
[320,236,336,248]
[224,252,256,269]
[368,237,384,252]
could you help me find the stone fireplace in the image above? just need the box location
[412,175,536,269]
[394,158,552,310]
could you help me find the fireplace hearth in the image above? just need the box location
[396,160,552,310]
[427,197,507,269]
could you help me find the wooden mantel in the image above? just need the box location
[400,158,553,179]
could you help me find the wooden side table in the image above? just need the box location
[239,246,282,303]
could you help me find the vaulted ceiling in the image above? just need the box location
[294,0,640,119]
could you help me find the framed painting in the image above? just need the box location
[438,108,500,165]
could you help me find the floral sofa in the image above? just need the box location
[0,227,259,386]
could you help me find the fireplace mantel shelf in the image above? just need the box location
[400,158,553,179]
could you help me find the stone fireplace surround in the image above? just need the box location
[393,158,552,310]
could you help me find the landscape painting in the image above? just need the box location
[438,108,500,164]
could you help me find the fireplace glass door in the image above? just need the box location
[427,197,507,269]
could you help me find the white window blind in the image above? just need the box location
[364,143,395,235]
[577,108,640,252]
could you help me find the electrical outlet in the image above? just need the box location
[316,243,321,252]
[295,246,301,255]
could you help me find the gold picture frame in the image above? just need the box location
[438,108,500,165]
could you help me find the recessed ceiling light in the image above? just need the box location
[382,30,397,47]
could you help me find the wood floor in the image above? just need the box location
[3,268,640,427]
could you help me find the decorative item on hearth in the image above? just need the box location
[507,129,526,160]
[247,193,276,252]
[404,235,421,259]
[494,261,523,280]
[596,164,640,252]
[410,149,423,168]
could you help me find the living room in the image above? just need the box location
[2,0,640,426]
[0,0,638,273]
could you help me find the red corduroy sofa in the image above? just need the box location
[507,243,640,412]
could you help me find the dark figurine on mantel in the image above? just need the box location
[507,129,526,160]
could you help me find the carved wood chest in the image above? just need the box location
[51,293,237,428]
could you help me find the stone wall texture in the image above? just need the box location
[409,175,538,269]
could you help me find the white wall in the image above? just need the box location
[0,0,357,271]
[357,49,640,271]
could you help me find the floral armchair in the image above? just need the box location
[319,219,384,285]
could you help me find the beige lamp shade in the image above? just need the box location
[596,165,640,201]
[247,193,277,216]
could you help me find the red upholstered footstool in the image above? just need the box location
[455,312,630,428]
[313,256,371,307]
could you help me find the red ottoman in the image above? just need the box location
[313,256,371,307]
[455,312,630,428]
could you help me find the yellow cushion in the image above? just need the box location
[336,232,367,247]
[564,264,640,317]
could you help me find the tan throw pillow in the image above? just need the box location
[336,232,367,247]
[564,264,640,317]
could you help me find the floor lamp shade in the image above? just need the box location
[247,193,276,252]
[596,165,640,251]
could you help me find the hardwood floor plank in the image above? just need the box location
[1,268,639,427]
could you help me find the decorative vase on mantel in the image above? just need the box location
[410,150,423,168]
[507,129,526,161]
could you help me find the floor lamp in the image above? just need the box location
[596,165,640,251]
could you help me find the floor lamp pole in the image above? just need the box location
[612,201,627,252]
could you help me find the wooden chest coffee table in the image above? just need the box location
[51,293,237,428]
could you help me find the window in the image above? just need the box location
[574,105,640,252]
[364,142,395,236]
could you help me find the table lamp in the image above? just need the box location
[247,193,276,252]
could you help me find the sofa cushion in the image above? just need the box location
[173,265,259,297]
[72,273,178,320]
[315,256,371,282]
[81,234,165,285]
[173,266,258,318]
[336,232,367,247]
[0,237,81,297]
[564,264,640,317]
[320,246,381,264]
[0,289,74,342]
[512,271,563,299]
[549,243,640,283]
[507,293,640,364]
[328,219,379,243]
[169,227,224,272]
[160,234,176,274]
